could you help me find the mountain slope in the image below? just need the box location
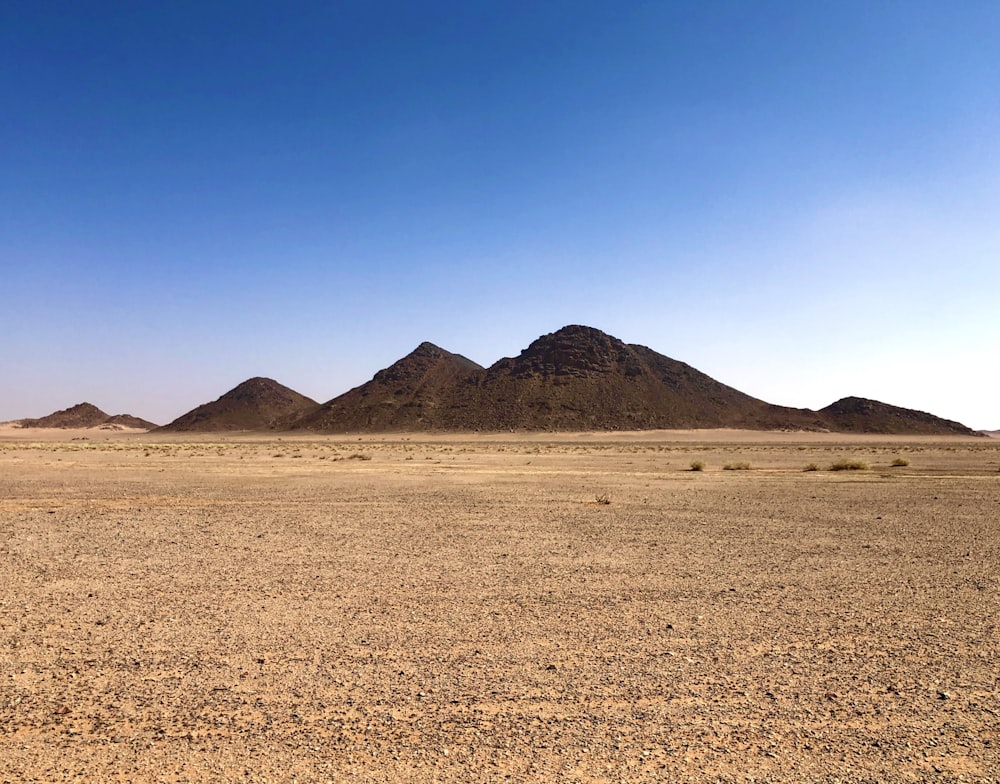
[155,377,318,432]
[261,326,982,436]
[291,343,484,432]
[288,326,830,433]
[453,325,824,431]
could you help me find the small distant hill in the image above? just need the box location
[104,414,159,430]
[292,342,484,432]
[20,402,109,428]
[820,397,979,436]
[18,402,157,430]
[155,377,318,432]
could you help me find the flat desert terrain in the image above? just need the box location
[1,430,997,782]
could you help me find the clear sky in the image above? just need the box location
[3,1,998,428]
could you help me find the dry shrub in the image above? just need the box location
[891,457,910,467]
[723,461,751,471]
[803,463,820,472]
[830,458,870,471]
[689,460,705,472]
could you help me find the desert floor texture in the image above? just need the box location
[1,429,997,783]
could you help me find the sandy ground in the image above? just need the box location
[1,431,997,783]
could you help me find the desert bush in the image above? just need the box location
[723,461,751,471]
[829,459,870,471]
[689,460,705,472]
[595,494,611,505]
[803,463,820,472]
[347,453,372,461]
[890,457,910,467]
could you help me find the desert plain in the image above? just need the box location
[1,428,997,783]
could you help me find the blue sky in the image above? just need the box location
[3,1,998,428]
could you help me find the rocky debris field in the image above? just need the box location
[1,433,997,782]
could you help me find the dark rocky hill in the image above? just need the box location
[819,397,978,436]
[291,343,484,432]
[19,403,157,430]
[287,326,832,433]
[248,326,981,436]
[457,325,826,431]
[155,377,318,432]
[20,402,110,428]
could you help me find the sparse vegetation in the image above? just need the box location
[2,432,994,782]
[347,453,372,461]
[830,459,870,471]
[690,460,705,472]
[891,457,910,467]
[723,461,751,470]
[803,463,820,472]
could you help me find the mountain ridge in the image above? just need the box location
[119,326,982,436]
[283,325,978,435]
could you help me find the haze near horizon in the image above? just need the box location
[3,2,998,428]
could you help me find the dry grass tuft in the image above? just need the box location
[830,459,870,471]
[689,460,705,472]
[891,457,910,467]
[723,461,751,471]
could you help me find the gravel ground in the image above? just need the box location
[1,433,998,782]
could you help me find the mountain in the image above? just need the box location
[291,343,484,432]
[166,326,976,436]
[456,325,825,431]
[155,377,318,432]
[819,397,978,436]
[18,402,157,430]
[285,325,978,435]
[12,329,979,435]
[287,325,830,433]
